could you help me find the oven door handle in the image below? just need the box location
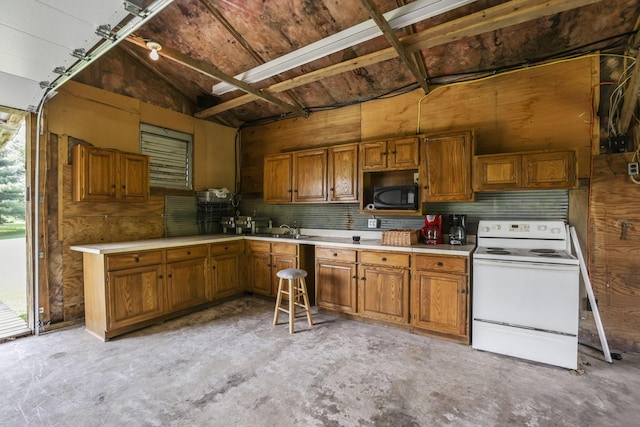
[474,258,578,271]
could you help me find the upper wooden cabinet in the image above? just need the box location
[420,131,474,202]
[72,144,149,202]
[263,153,293,203]
[361,137,419,171]
[264,144,358,204]
[293,149,328,203]
[328,143,358,203]
[474,150,577,191]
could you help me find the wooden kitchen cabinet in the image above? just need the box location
[315,247,358,313]
[165,245,209,311]
[246,240,298,297]
[103,250,165,336]
[357,250,410,324]
[361,137,419,171]
[263,153,293,203]
[411,253,469,343]
[72,144,149,202]
[328,143,358,203]
[473,150,576,191]
[420,131,474,202]
[210,241,244,299]
[293,148,328,202]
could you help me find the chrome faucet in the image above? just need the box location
[279,224,296,235]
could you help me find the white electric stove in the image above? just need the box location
[472,220,580,369]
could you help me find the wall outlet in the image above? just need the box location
[628,162,639,176]
[413,172,419,184]
[367,218,379,228]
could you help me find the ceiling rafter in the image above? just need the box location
[195,0,601,119]
[359,0,430,94]
[397,0,432,91]
[617,49,640,135]
[198,0,308,113]
[124,36,308,119]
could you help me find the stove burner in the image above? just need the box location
[537,253,563,258]
[530,249,556,254]
[488,247,505,250]
[487,250,511,255]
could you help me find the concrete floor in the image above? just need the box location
[1,297,639,427]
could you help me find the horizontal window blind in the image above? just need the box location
[140,124,192,189]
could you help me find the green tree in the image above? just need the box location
[0,123,26,224]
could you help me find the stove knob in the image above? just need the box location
[481,226,490,233]
[538,225,548,231]
[492,225,501,230]
[551,228,561,234]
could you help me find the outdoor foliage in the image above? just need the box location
[0,124,25,224]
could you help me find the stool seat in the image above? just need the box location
[276,268,308,280]
[273,268,313,334]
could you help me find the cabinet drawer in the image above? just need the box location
[166,245,208,263]
[247,241,271,253]
[272,242,298,256]
[107,250,163,271]
[413,254,467,273]
[360,251,410,268]
[316,247,357,262]
[210,241,243,256]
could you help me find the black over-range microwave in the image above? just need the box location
[373,185,419,210]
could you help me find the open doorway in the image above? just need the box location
[0,111,30,341]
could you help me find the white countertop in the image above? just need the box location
[70,228,475,256]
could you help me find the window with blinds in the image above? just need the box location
[140,123,193,190]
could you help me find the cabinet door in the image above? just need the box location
[523,151,576,188]
[249,251,272,296]
[264,154,293,203]
[166,257,209,311]
[271,254,298,297]
[411,271,467,336]
[421,132,474,202]
[361,141,387,170]
[316,260,357,313]
[107,264,164,329]
[120,153,149,201]
[329,144,358,202]
[73,145,118,201]
[211,254,241,299]
[293,149,328,202]
[389,137,419,169]
[473,154,521,191]
[358,265,409,324]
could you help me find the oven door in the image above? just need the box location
[472,258,579,335]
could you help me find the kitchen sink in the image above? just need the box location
[270,234,312,239]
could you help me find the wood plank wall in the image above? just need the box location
[241,56,597,195]
[587,153,640,353]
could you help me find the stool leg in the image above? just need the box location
[273,276,284,326]
[288,279,295,334]
[300,277,313,326]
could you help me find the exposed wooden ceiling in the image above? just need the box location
[73,0,640,128]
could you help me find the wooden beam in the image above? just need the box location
[196,0,602,119]
[359,0,430,94]
[617,49,640,135]
[124,36,308,119]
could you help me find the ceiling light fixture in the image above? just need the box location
[211,0,477,95]
[147,41,162,60]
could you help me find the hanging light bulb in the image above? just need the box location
[146,41,162,61]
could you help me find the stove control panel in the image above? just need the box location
[509,223,530,232]
[477,220,568,240]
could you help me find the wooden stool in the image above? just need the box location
[273,268,313,334]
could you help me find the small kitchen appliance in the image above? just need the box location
[472,220,580,369]
[421,214,442,244]
[448,214,466,245]
[373,185,418,210]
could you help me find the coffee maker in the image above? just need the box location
[421,214,442,245]
[448,214,467,245]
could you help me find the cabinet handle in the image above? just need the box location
[437,262,443,266]
[122,185,126,189]
[361,277,366,281]
[382,151,387,155]
[391,150,396,154]
[294,189,298,193]
[224,246,228,250]
[168,274,172,278]
[333,253,338,257]
[288,189,292,193]
[134,257,140,263]
[381,257,387,262]
[352,275,357,279]
[187,251,191,255]
[159,275,163,279]
[460,289,466,294]
[212,266,216,270]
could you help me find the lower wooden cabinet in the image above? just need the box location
[411,254,470,343]
[247,241,298,297]
[316,247,357,313]
[358,251,410,325]
[166,245,209,311]
[210,241,244,299]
